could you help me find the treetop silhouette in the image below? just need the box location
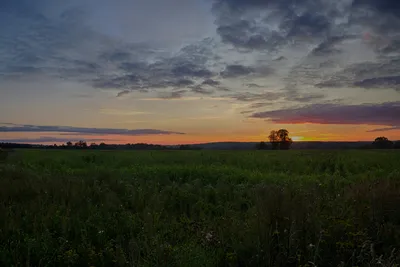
[268,129,293,150]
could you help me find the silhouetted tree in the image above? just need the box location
[277,129,293,150]
[66,141,73,147]
[256,141,268,150]
[372,136,393,149]
[268,130,279,150]
[394,141,400,149]
[74,140,87,148]
[268,129,293,150]
[0,148,8,161]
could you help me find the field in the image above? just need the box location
[1,149,400,267]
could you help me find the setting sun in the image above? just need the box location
[291,136,304,141]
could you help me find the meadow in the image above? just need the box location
[1,149,400,267]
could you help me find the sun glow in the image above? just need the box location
[291,136,304,141]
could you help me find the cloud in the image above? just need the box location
[116,90,131,97]
[250,101,400,126]
[89,39,218,92]
[0,123,185,136]
[216,20,276,51]
[158,90,188,99]
[354,76,400,91]
[231,91,325,103]
[212,0,337,52]
[0,137,119,144]
[249,102,275,109]
[284,92,326,103]
[245,84,261,88]
[0,0,218,96]
[315,59,400,91]
[231,91,284,102]
[310,35,358,56]
[2,0,400,135]
[190,86,214,95]
[367,126,400,133]
[220,65,255,78]
[202,79,221,86]
[171,64,213,78]
[211,0,400,95]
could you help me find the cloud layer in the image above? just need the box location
[2,0,399,96]
[251,101,400,126]
[0,123,185,136]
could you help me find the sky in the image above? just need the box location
[1,0,400,145]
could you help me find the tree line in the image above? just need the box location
[371,136,400,149]
[256,129,400,150]
[0,141,201,150]
[1,132,399,151]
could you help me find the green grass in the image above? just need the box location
[1,149,400,267]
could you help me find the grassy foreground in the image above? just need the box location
[1,149,400,267]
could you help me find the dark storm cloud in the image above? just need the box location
[251,102,400,126]
[0,123,185,135]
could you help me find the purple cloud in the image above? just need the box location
[250,102,400,126]
[367,126,400,132]
[0,123,185,136]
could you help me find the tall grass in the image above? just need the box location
[0,150,399,266]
